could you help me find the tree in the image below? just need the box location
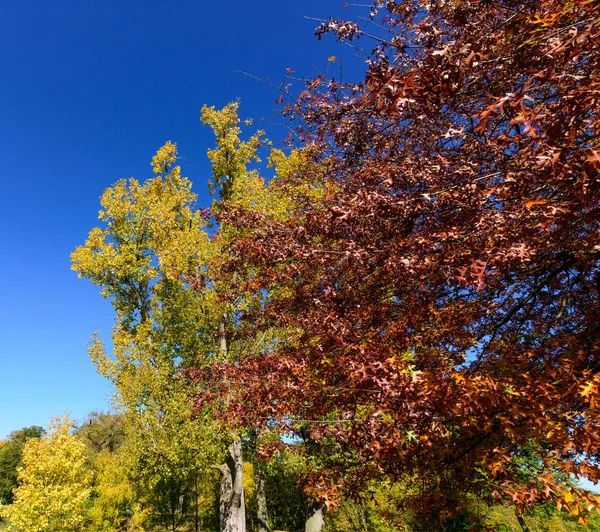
[73,411,143,532]
[0,415,92,531]
[195,103,339,532]
[260,450,308,532]
[86,446,140,532]
[197,0,600,523]
[76,411,125,456]
[72,109,278,531]
[0,426,43,505]
[86,328,221,531]
[72,143,222,531]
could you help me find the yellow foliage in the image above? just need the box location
[72,108,332,529]
[87,449,136,532]
[71,143,225,527]
[150,140,177,174]
[243,462,255,499]
[201,101,266,201]
[71,141,212,327]
[0,415,92,532]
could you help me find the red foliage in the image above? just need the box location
[193,0,600,515]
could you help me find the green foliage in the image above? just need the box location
[324,480,600,532]
[326,479,408,532]
[486,502,600,531]
[77,411,125,456]
[73,412,138,532]
[86,314,221,531]
[0,426,43,505]
[262,453,308,532]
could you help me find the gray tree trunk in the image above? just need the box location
[215,439,246,532]
[255,472,270,532]
[215,306,245,531]
[305,504,324,532]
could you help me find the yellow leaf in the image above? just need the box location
[452,374,465,384]
[580,380,596,397]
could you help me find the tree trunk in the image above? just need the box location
[215,439,246,532]
[255,471,270,532]
[220,318,228,357]
[515,510,531,532]
[305,504,324,532]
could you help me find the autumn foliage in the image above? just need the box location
[0,416,91,532]
[193,0,600,520]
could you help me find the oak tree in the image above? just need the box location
[199,0,600,523]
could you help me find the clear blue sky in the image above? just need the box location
[0,0,363,439]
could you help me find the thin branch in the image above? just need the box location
[234,70,299,106]
[256,416,354,424]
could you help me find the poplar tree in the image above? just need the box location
[72,104,282,532]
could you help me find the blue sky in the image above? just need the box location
[0,0,363,439]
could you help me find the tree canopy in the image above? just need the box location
[192,0,600,522]
[0,426,44,505]
[0,416,91,532]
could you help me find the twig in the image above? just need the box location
[234,70,299,106]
